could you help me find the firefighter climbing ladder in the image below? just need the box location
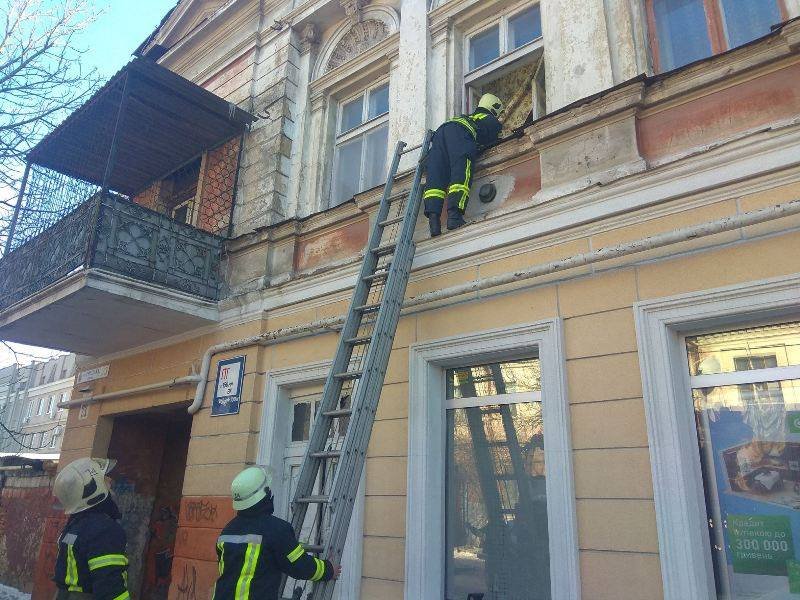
[282,131,434,600]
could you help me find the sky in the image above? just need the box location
[83,0,178,79]
[0,0,178,369]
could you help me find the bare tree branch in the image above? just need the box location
[0,0,102,251]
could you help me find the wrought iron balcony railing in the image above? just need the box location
[0,194,223,311]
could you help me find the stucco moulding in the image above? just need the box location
[325,19,389,72]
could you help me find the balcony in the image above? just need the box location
[0,59,254,355]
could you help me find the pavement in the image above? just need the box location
[0,584,30,600]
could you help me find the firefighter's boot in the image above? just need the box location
[447,207,466,230]
[428,213,441,237]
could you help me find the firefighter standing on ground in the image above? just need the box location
[423,93,504,236]
[52,458,130,600]
[213,466,341,600]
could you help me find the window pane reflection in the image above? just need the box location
[653,0,712,71]
[687,322,800,376]
[469,25,501,71]
[446,402,549,599]
[340,96,364,132]
[448,358,541,399]
[363,124,389,191]
[719,0,781,49]
[368,84,390,119]
[508,6,542,50]
[691,320,800,598]
[331,137,362,206]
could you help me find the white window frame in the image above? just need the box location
[330,80,391,208]
[462,2,545,118]
[36,397,44,416]
[634,273,800,600]
[406,320,580,600]
[258,360,364,600]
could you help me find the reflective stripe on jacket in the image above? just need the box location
[213,513,333,600]
[53,512,129,600]
[447,107,502,148]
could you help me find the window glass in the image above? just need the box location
[469,25,501,71]
[448,358,541,399]
[689,323,800,599]
[508,6,542,50]
[331,137,363,206]
[340,96,364,133]
[687,323,800,376]
[652,0,713,71]
[362,124,389,192]
[368,84,390,120]
[719,0,781,49]
[37,398,44,415]
[445,358,549,599]
[292,402,312,442]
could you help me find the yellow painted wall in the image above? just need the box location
[59,178,800,600]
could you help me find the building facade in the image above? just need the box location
[0,1,799,599]
[0,355,75,455]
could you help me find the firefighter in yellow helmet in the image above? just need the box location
[52,458,130,600]
[423,93,504,236]
[213,466,341,600]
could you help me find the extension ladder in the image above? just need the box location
[282,131,434,600]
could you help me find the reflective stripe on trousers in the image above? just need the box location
[447,158,472,210]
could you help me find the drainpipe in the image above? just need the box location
[58,375,202,409]
[183,199,800,415]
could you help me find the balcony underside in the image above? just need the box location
[0,269,218,356]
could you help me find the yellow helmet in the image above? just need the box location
[478,93,504,117]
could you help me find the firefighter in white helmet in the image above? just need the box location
[213,466,341,600]
[52,458,130,600]
[423,93,504,236]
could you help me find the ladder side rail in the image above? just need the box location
[322,130,430,544]
[287,141,406,540]
[311,132,432,600]
[488,363,537,513]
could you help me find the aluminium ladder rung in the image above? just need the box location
[323,408,353,418]
[333,370,363,380]
[356,302,381,314]
[310,451,342,460]
[304,544,324,553]
[296,495,330,504]
[371,243,396,257]
[345,335,372,346]
[363,271,389,283]
[378,215,404,228]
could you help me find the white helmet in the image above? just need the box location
[54,457,116,515]
[231,466,272,511]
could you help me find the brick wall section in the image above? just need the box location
[197,137,241,235]
[32,510,67,600]
[0,472,56,593]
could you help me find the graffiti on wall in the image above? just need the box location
[113,478,155,598]
[185,498,218,524]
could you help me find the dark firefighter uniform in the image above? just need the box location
[423,107,502,233]
[213,501,335,600]
[53,509,129,600]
